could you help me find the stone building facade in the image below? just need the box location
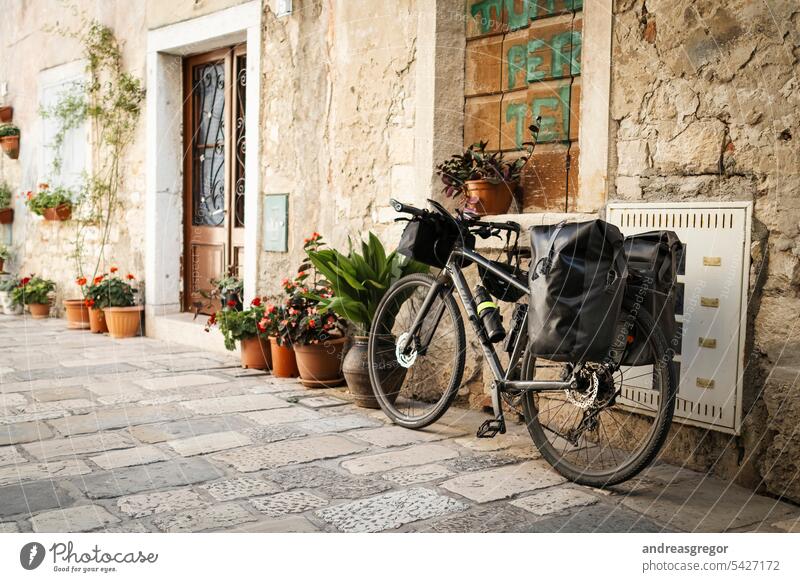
[0,0,798,502]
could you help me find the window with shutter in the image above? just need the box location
[40,74,87,191]
[465,0,582,212]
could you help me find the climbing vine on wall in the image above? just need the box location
[44,16,144,282]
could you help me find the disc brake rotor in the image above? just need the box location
[564,370,599,410]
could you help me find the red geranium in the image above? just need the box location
[126,273,135,280]
[94,275,104,285]
[85,298,95,308]
[76,277,87,286]
[227,299,236,308]
[20,277,30,286]
[251,297,262,307]
[110,267,118,274]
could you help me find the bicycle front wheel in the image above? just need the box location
[368,273,465,429]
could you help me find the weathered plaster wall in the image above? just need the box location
[0,1,147,309]
[608,0,800,502]
[257,0,424,295]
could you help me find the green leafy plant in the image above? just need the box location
[205,297,266,351]
[195,274,244,315]
[0,276,19,295]
[83,269,138,309]
[25,183,74,216]
[0,123,20,138]
[0,244,10,261]
[306,232,429,334]
[435,141,529,199]
[12,276,55,305]
[277,233,347,346]
[0,182,11,208]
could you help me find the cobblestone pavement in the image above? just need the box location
[1,316,799,533]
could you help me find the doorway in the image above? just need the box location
[182,44,247,313]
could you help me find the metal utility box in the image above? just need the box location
[607,202,753,435]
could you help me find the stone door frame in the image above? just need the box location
[144,1,262,325]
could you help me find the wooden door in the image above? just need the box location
[183,45,247,313]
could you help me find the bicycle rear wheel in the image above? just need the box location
[521,304,677,487]
[368,273,465,429]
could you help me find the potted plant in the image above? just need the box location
[259,302,299,378]
[0,106,11,123]
[12,275,55,318]
[25,184,73,221]
[205,297,271,370]
[0,182,12,224]
[64,275,91,330]
[83,274,109,333]
[277,233,349,388]
[307,232,429,407]
[435,140,530,216]
[0,245,9,274]
[0,123,20,159]
[89,269,142,338]
[0,276,22,315]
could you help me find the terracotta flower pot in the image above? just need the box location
[0,207,12,224]
[88,307,108,333]
[240,336,272,370]
[294,337,348,388]
[0,258,4,273]
[27,303,50,319]
[342,335,406,409]
[42,204,72,221]
[0,106,11,123]
[1,135,19,160]
[464,179,516,216]
[63,299,90,330]
[269,337,299,378]
[103,305,143,338]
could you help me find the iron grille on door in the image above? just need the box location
[607,202,753,435]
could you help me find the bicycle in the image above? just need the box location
[368,198,678,487]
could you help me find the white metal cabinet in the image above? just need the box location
[607,202,752,434]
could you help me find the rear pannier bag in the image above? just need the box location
[528,220,628,363]
[618,230,682,366]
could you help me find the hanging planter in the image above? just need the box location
[0,124,20,159]
[42,203,72,221]
[0,208,13,224]
[63,299,90,330]
[0,106,12,123]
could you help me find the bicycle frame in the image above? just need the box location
[402,244,575,425]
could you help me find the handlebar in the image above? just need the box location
[389,198,520,233]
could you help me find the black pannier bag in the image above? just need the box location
[618,230,682,366]
[528,220,628,363]
[397,214,474,269]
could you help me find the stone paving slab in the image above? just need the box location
[200,477,283,502]
[296,396,348,409]
[31,505,120,533]
[213,435,368,472]
[0,480,76,519]
[341,443,459,475]
[49,406,188,436]
[510,487,599,516]
[152,503,257,533]
[0,522,19,532]
[316,487,468,533]
[89,445,171,470]
[0,459,93,487]
[382,463,456,486]
[128,415,254,443]
[167,431,252,456]
[251,491,329,517]
[415,503,535,533]
[0,445,26,467]
[230,516,318,532]
[23,432,135,460]
[32,386,94,402]
[0,393,27,408]
[73,458,226,499]
[242,407,322,425]
[180,394,289,415]
[0,421,54,445]
[440,461,566,503]
[268,465,392,499]
[134,374,227,391]
[351,425,462,448]
[117,489,206,519]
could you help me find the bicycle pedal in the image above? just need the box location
[476,418,505,439]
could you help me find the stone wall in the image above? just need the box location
[608,0,800,502]
[257,0,424,296]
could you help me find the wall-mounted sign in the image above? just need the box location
[263,193,288,252]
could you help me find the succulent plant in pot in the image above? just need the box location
[0,123,20,159]
[0,276,22,315]
[306,232,429,407]
[0,181,13,224]
[12,275,55,318]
